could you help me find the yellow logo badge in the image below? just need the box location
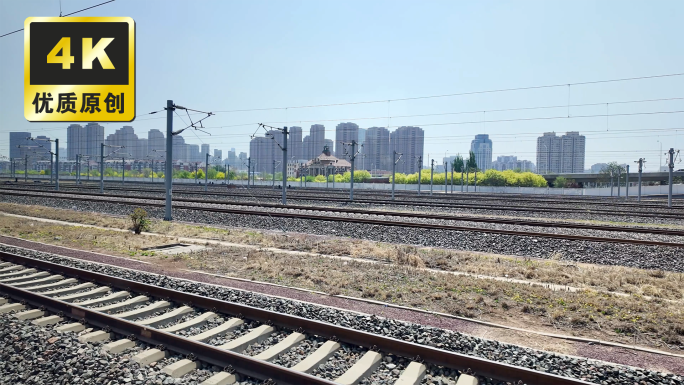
[24,17,135,122]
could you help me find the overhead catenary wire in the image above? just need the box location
[211,73,684,113]
[0,0,116,38]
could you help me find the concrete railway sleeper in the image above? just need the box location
[0,250,592,385]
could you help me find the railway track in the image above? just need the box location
[1,189,683,249]
[5,180,683,211]
[3,184,683,221]
[2,187,683,236]
[0,250,591,385]
[24,182,684,211]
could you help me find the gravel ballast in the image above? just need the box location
[1,244,681,385]
[1,193,681,272]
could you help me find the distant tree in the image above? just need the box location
[466,151,477,186]
[553,176,568,188]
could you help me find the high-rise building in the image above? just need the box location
[147,129,165,155]
[470,134,493,171]
[560,131,585,173]
[172,135,188,162]
[249,136,271,175]
[365,127,391,172]
[105,126,140,159]
[188,144,200,162]
[201,144,210,157]
[536,132,585,174]
[33,135,51,161]
[390,126,424,174]
[309,125,325,159]
[492,155,518,171]
[9,132,31,160]
[67,123,104,161]
[289,126,303,161]
[335,122,359,162]
[214,149,222,160]
[302,135,312,161]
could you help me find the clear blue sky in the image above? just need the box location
[1,0,683,170]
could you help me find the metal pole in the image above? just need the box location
[122,157,125,184]
[195,163,198,185]
[625,165,629,198]
[617,168,621,197]
[24,154,28,182]
[417,155,422,195]
[247,157,251,187]
[205,153,209,192]
[430,159,434,196]
[164,99,174,221]
[474,170,477,192]
[152,160,154,184]
[350,140,356,201]
[326,166,329,189]
[49,154,53,184]
[55,139,59,191]
[87,158,90,183]
[637,159,643,202]
[461,168,464,192]
[281,127,288,203]
[610,172,613,196]
[450,163,454,193]
[444,162,447,194]
[225,163,228,183]
[668,148,675,208]
[76,154,80,184]
[100,143,104,193]
[392,151,397,200]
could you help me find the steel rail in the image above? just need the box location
[19,182,684,210]
[1,190,683,248]
[0,250,593,385]
[2,188,683,236]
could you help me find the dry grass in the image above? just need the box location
[1,202,682,303]
[0,210,683,350]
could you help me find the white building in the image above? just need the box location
[536,131,585,174]
[470,134,493,171]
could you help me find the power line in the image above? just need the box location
[211,73,684,113]
[0,0,116,38]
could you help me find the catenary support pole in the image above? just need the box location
[626,165,629,198]
[205,153,209,192]
[392,151,397,200]
[350,140,356,201]
[122,157,125,184]
[281,126,288,204]
[164,100,174,221]
[617,168,621,197]
[417,155,422,195]
[247,157,251,187]
[610,172,614,196]
[444,162,447,194]
[100,143,104,193]
[450,163,454,193]
[55,139,59,191]
[637,158,643,202]
[668,148,675,208]
[430,159,434,196]
[474,170,478,192]
[24,154,28,182]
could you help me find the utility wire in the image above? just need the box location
[212,73,684,113]
[0,0,116,38]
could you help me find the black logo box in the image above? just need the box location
[30,22,129,85]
